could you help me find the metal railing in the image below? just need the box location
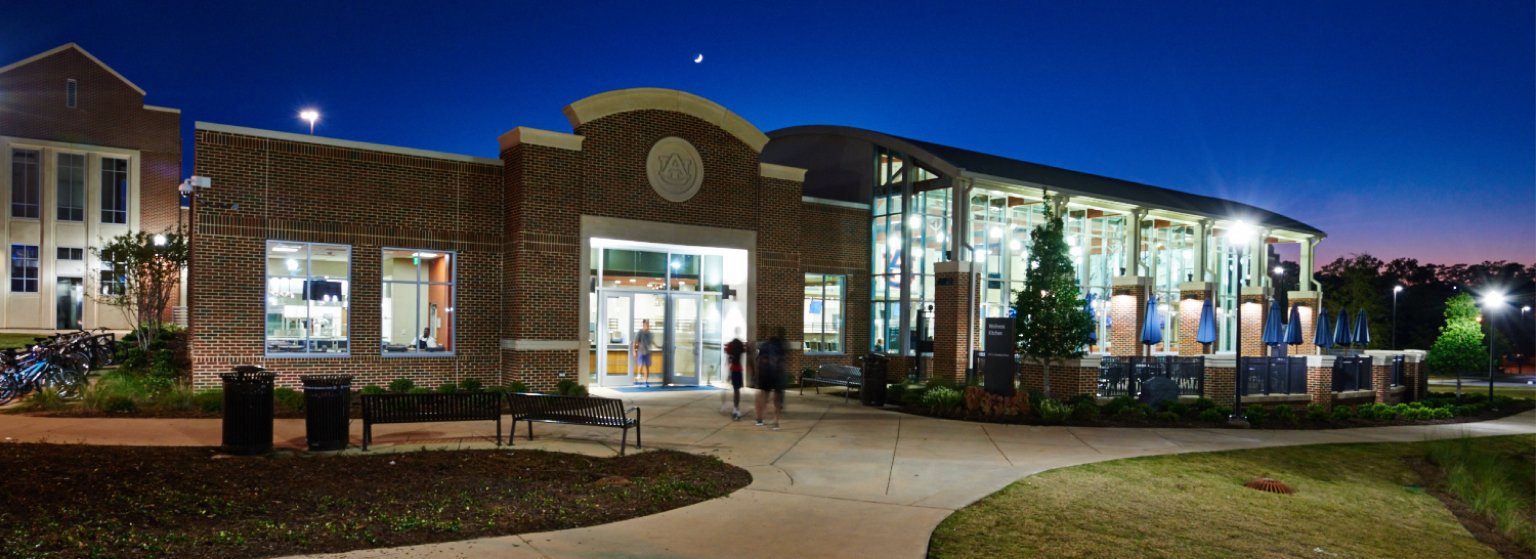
[1239,356,1308,396]
[1331,355,1374,392]
[1098,356,1204,398]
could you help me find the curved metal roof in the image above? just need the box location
[768,125,1324,237]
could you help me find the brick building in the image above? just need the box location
[0,44,180,331]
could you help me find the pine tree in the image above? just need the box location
[1014,205,1095,398]
[1427,293,1484,393]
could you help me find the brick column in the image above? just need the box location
[1110,276,1153,357]
[1239,287,1270,359]
[1020,358,1099,400]
[1204,355,1235,407]
[1403,350,1426,402]
[1288,291,1321,355]
[932,261,978,386]
[1371,356,1392,404]
[1306,355,1336,410]
[1177,282,1213,356]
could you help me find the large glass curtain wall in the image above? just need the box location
[1142,221,1195,353]
[589,247,724,382]
[1210,231,1254,353]
[870,147,947,354]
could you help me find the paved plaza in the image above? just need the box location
[2,388,1533,558]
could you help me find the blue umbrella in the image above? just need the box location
[1354,308,1371,347]
[1084,294,1097,343]
[1195,298,1218,346]
[1284,304,1304,345]
[1141,295,1163,346]
[1261,300,1285,347]
[1314,305,1333,349]
[1332,308,1353,348]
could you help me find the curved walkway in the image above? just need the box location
[3,389,1533,559]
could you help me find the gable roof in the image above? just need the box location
[0,43,147,96]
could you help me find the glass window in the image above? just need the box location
[56,247,84,260]
[99,260,125,296]
[668,254,699,291]
[601,249,668,290]
[10,245,38,292]
[11,150,39,219]
[804,273,845,354]
[265,241,350,355]
[57,153,85,222]
[381,249,454,355]
[100,157,128,224]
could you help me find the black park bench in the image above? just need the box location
[506,393,641,456]
[360,392,503,451]
[800,363,861,403]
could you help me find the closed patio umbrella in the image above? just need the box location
[1141,295,1163,346]
[1284,304,1304,346]
[1314,305,1332,350]
[1261,300,1284,348]
[1332,308,1353,349]
[1196,298,1218,346]
[1354,308,1371,348]
[1084,294,1097,344]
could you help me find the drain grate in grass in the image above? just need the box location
[1244,477,1295,495]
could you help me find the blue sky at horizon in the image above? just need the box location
[4,0,1531,267]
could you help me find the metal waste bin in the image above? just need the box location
[300,375,353,451]
[860,353,889,407]
[221,365,276,455]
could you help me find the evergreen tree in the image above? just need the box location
[1427,293,1484,393]
[1014,205,1095,398]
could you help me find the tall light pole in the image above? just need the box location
[1392,285,1403,350]
[1482,292,1506,400]
[1523,304,1533,374]
[1229,221,1254,422]
[300,109,320,135]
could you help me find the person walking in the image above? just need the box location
[634,319,657,387]
[724,332,746,420]
[754,327,788,429]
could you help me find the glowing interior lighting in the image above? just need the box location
[410,252,439,259]
[1228,221,1255,245]
[285,258,298,271]
[1010,240,1023,251]
[152,234,167,246]
[670,260,680,270]
[1070,246,1082,257]
[907,215,923,229]
[272,245,300,253]
[989,227,1002,239]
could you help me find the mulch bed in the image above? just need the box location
[0,444,750,559]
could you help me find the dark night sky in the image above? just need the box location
[5,1,1532,267]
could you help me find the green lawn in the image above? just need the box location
[1429,384,1536,400]
[0,332,52,350]
[931,436,1535,559]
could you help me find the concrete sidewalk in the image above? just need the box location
[3,389,1533,559]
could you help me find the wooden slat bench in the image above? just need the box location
[360,392,503,451]
[506,393,641,455]
[800,364,862,403]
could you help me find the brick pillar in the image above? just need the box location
[1238,287,1270,359]
[1287,291,1321,356]
[1178,282,1213,356]
[1204,355,1235,407]
[1110,276,1153,357]
[933,261,978,386]
[1306,355,1335,410]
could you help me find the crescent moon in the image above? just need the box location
[694,54,703,63]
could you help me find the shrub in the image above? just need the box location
[273,388,304,412]
[1154,411,1180,423]
[1115,404,1147,421]
[885,383,908,405]
[81,372,149,413]
[1306,403,1330,422]
[506,381,531,394]
[1243,404,1268,426]
[564,383,589,397]
[921,386,963,415]
[1431,407,1453,420]
[1037,398,1071,423]
[150,383,197,412]
[1066,394,1097,407]
[388,378,416,393]
[1355,404,1378,420]
[1103,395,1137,417]
[908,385,932,406]
[437,382,459,394]
[1213,405,1232,417]
[103,396,137,414]
[407,387,432,395]
[360,385,387,396]
[1190,397,1217,413]
[555,379,580,396]
[22,387,68,411]
[194,389,223,413]
[1071,400,1099,421]
[460,378,483,392]
[1163,402,1189,417]
[1198,409,1225,423]
[1330,405,1355,421]
[963,386,1030,418]
[1270,405,1297,427]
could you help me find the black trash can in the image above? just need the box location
[860,353,890,407]
[220,365,276,455]
[300,375,353,451]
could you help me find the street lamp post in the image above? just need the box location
[1229,222,1254,423]
[1524,305,1533,374]
[300,109,320,135]
[1392,285,1403,350]
[1482,292,1506,401]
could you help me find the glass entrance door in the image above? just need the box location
[598,294,634,386]
[632,293,667,386]
[668,294,701,385]
[56,278,83,330]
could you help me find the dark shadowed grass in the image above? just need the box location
[1426,436,1536,553]
[931,436,1534,559]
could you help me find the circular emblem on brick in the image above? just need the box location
[646,137,703,202]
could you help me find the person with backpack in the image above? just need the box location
[724,332,746,421]
[754,327,788,429]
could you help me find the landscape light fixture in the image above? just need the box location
[153,234,167,246]
[299,109,320,135]
[1227,221,1254,423]
[1481,291,1507,400]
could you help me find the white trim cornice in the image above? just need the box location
[760,163,806,182]
[195,122,502,166]
[563,88,770,152]
[0,43,147,96]
[498,127,584,152]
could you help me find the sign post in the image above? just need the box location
[984,318,1016,396]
